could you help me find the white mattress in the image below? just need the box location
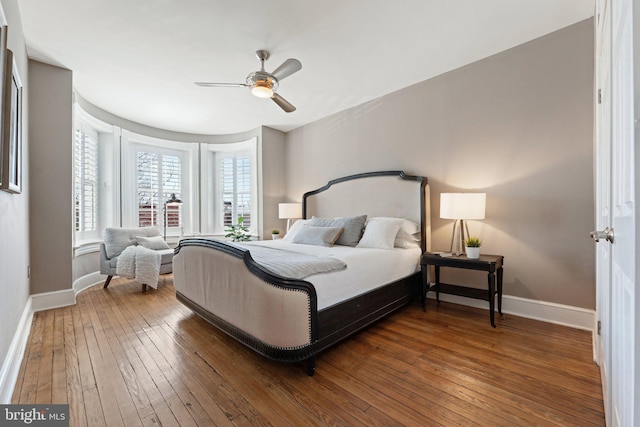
[243,240,421,310]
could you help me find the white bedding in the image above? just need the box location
[242,240,421,310]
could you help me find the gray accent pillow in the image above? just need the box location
[309,215,367,247]
[292,225,344,247]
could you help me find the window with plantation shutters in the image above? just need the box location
[137,151,159,227]
[136,150,182,229]
[219,154,252,228]
[74,127,99,237]
[202,138,258,236]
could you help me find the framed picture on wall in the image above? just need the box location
[1,49,22,193]
[0,25,7,190]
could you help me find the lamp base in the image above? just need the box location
[448,219,470,256]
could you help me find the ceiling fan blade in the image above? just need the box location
[194,82,247,88]
[271,58,302,81]
[271,93,296,113]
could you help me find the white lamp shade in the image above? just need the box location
[278,203,302,219]
[440,193,486,220]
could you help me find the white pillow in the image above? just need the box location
[356,217,404,250]
[135,235,171,250]
[395,219,421,248]
[292,225,344,247]
[397,219,420,241]
[282,219,310,241]
[394,237,420,249]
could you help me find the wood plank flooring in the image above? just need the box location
[12,276,604,426]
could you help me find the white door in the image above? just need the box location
[593,1,612,422]
[593,0,637,425]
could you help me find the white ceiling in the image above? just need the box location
[17,0,594,135]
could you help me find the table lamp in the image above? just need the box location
[440,193,486,256]
[278,203,302,232]
[164,193,183,240]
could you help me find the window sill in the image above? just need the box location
[74,241,101,257]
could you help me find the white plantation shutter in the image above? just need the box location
[137,152,159,226]
[236,156,252,226]
[162,154,182,229]
[74,127,99,236]
[218,153,252,228]
[136,149,183,229]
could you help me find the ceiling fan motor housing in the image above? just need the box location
[247,70,279,95]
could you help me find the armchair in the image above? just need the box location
[100,226,174,291]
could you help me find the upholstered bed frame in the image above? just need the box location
[173,170,430,375]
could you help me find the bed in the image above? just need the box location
[173,170,430,375]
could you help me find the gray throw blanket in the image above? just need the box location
[235,243,346,279]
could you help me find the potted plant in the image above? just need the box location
[465,237,482,259]
[271,229,281,240]
[225,216,251,242]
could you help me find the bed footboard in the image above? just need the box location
[173,239,319,363]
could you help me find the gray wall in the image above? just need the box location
[0,0,30,387]
[285,19,595,309]
[29,60,73,294]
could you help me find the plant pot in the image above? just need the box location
[466,247,480,259]
[272,234,280,240]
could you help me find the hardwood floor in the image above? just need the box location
[12,276,604,426]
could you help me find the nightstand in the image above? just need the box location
[421,253,504,327]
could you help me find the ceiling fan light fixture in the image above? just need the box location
[251,81,274,98]
[197,50,299,112]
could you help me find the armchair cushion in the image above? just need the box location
[103,226,161,259]
[103,248,173,269]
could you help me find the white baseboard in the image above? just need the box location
[429,292,595,331]
[0,298,33,404]
[29,273,104,314]
[30,289,76,312]
[73,271,106,295]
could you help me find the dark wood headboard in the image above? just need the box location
[302,170,430,253]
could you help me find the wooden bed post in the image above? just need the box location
[306,356,316,376]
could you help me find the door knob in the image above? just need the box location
[590,227,614,243]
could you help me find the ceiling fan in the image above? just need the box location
[195,50,302,113]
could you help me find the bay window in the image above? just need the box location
[73,106,261,247]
